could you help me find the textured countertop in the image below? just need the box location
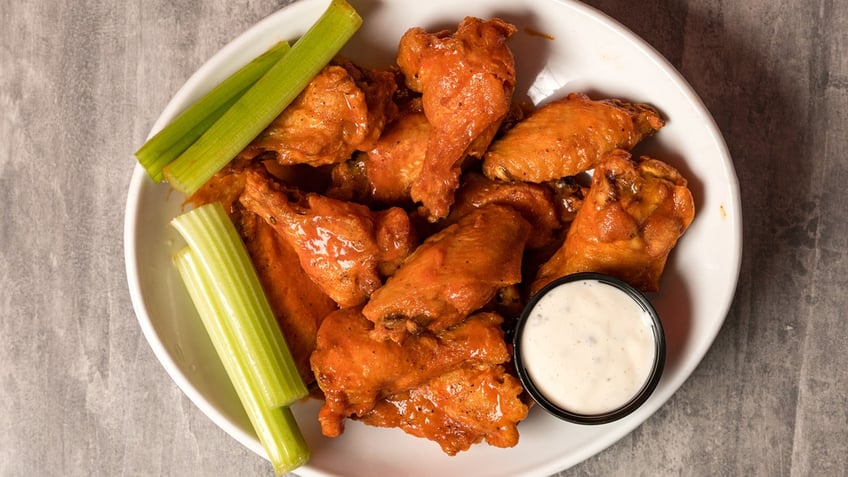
[2,0,847,475]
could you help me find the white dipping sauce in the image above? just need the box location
[520,279,657,415]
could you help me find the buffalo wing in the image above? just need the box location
[238,62,397,167]
[483,92,664,182]
[531,149,695,293]
[362,204,530,342]
[359,363,528,455]
[398,17,517,220]
[311,308,513,438]
[240,168,417,307]
[445,173,562,249]
[239,212,338,384]
[328,108,430,207]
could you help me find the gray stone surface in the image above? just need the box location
[1,0,846,476]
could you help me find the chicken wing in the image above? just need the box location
[445,173,562,249]
[362,204,530,342]
[398,17,517,220]
[359,363,528,455]
[239,168,417,307]
[482,93,664,183]
[238,62,397,167]
[531,149,695,294]
[185,166,338,384]
[311,308,512,437]
[327,108,430,207]
[239,212,338,384]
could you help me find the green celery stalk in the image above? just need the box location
[174,247,310,475]
[162,0,362,196]
[170,202,307,408]
[135,40,292,182]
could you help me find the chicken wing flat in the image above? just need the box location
[359,363,528,455]
[362,204,530,342]
[238,62,397,167]
[311,308,512,437]
[531,149,695,294]
[398,17,517,220]
[239,168,417,307]
[445,173,562,249]
[482,92,664,183]
[239,212,338,384]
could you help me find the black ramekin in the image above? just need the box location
[513,272,666,425]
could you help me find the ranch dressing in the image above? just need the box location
[520,279,657,415]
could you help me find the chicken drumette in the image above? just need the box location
[240,168,417,307]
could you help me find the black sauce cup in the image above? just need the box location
[513,272,666,425]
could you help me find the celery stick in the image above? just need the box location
[136,91,243,183]
[163,0,362,196]
[135,40,291,182]
[174,248,310,475]
[170,202,307,408]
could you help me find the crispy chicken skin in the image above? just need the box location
[482,92,664,183]
[311,308,513,438]
[359,363,528,455]
[362,204,531,342]
[238,62,397,167]
[398,17,517,220]
[445,173,562,249]
[239,168,417,307]
[239,212,338,384]
[531,149,695,294]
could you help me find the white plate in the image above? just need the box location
[124,0,742,475]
